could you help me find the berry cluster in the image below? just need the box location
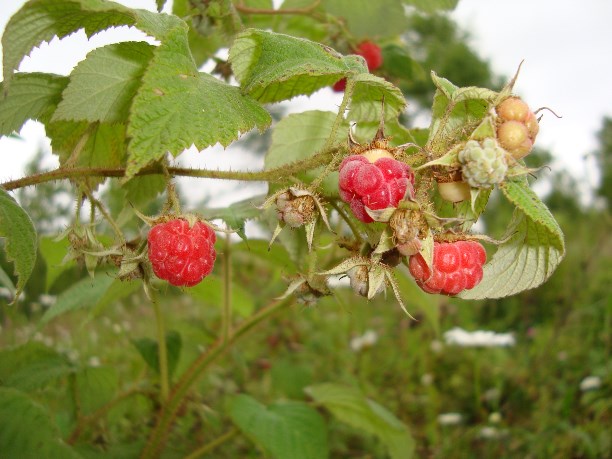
[458,138,508,188]
[148,219,216,287]
[409,241,486,295]
[496,97,539,159]
[333,41,383,92]
[339,153,415,223]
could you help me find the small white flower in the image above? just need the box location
[479,426,499,439]
[438,412,462,426]
[361,330,378,347]
[0,287,12,299]
[488,412,502,424]
[421,373,434,386]
[443,327,515,347]
[483,388,501,402]
[430,340,444,353]
[38,294,57,307]
[579,376,602,392]
[88,356,101,367]
[350,329,378,352]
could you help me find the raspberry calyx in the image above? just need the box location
[148,219,216,287]
[409,240,486,295]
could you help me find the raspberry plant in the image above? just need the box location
[0,1,565,458]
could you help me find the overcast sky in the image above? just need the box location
[1,0,610,203]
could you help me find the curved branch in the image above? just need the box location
[234,0,320,15]
[0,149,337,192]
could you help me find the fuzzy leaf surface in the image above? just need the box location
[2,0,135,88]
[200,195,265,241]
[427,73,492,155]
[131,331,182,378]
[348,73,406,123]
[75,366,119,415]
[0,73,68,135]
[322,0,408,38]
[127,27,271,178]
[47,121,127,187]
[53,42,154,123]
[0,189,37,301]
[0,342,74,391]
[230,28,366,103]
[306,383,415,459]
[40,269,117,324]
[459,182,565,299]
[266,110,347,196]
[228,394,329,459]
[0,387,82,459]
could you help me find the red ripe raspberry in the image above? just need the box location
[333,41,383,92]
[339,153,415,223]
[147,219,216,287]
[408,241,486,295]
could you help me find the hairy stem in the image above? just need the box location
[329,200,363,245]
[139,297,293,459]
[84,189,126,244]
[1,149,337,192]
[151,290,170,404]
[234,0,320,15]
[183,428,238,459]
[222,233,232,343]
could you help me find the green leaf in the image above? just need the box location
[122,175,166,208]
[126,26,271,178]
[2,0,135,88]
[381,44,425,82]
[0,188,37,301]
[306,383,415,459]
[0,342,74,390]
[131,330,182,378]
[229,28,366,103]
[265,110,348,196]
[459,181,565,299]
[53,42,155,123]
[402,0,459,12]
[48,121,127,170]
[201,195,265,241]
[75,366,118,415]
[89,278,141,317]
[186,274,254,317]
[39,236,73,290]
[0,263,15,293]
[349,73,406,122]
[500,179,565,251]
[427,73,493,155]
[0,73,68,136]
[228,394,329,459]
[0,387,82,459]
[40,269,117,324]
[322,0,408,38]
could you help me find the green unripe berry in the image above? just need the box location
[458,139,508,188]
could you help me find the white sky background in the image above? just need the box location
[0,0,611,206]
